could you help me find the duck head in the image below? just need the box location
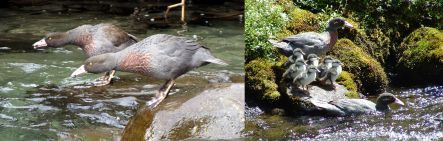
[33,32,70,49]
[71,53,118,77]
[326,18,353,31]
[307,54,319,66]
[323,56,334,63]
[375,93,405,111]
[332,59,343,67]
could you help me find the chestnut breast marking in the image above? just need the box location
[118,52,152,74]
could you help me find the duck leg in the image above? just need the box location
[147,79,175,108]
[93,70,116,86]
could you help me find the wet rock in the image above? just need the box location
[329,39,388,95]
[395,27,443,85]
[285,83,348,116]
[122,83,244,140]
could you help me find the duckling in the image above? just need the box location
[282,59,306,82]
[319,59,342,88]
[284,48,305,68]
[293,65,319,91]
[317,56,334,80]
[306,54,320,67]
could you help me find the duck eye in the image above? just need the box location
[88,62,93,66]
[48,37,52,40]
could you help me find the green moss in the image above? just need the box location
[396,27,443,84]
[336,71,359,98]
[285,8,320,35]
[245,58,280,102]
[329,39,388,95]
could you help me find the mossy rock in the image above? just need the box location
[329,39,388,95]
[396,27,443,84]
[277,7,321,39]
[336,71,359,98]
[245,58,281,103]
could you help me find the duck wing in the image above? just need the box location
[283,32,327,53]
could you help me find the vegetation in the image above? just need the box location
[329,39,388,95]
[396,27,443,84]
[245,58,280,103]
[245,0,287,61]
[336,71,359,98]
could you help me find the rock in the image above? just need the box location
[284,83,348,116]
[329,39,388,95]
[122,83,244,140]
[245,58,280,104]
[396,27,443,85]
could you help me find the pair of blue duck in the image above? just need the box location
[269,18,405,116]
[32,23,227,108]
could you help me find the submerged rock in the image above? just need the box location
[122,83,244,140]
[329,39,388,95]
[396,27,443,85]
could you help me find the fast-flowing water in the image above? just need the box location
[0,9,244,140]
[245,85,443,140]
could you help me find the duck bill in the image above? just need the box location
[394,97,405,106]
[71,65,88,77]
[33,38,47,49]
[344,21,354,28]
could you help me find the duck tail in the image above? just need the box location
[206,57,228,66]
[268,39,292,56]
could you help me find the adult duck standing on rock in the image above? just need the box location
[32,23,139,86]
[269,18,353,56]
[71,34,228,108]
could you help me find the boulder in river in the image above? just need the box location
[122,83,245,140]
[396,27,443,85]
[329,39,388,95]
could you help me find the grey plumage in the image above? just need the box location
[284,48,305,68]
[306,54,320,68]
[269,18,353,57]
[319,59,342,86]
[323,93,405,116]
[293,65,319,90]
[282,59,306,82]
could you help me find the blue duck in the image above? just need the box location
[284,48,305,68]
[321,93,405,116]
[319,59,342,88]
[283,59,306,82]
[306,54,320,68]
[293,65,319,91]
[70,34,228,107]
[269,18,353,56]
[32,23,138,85]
